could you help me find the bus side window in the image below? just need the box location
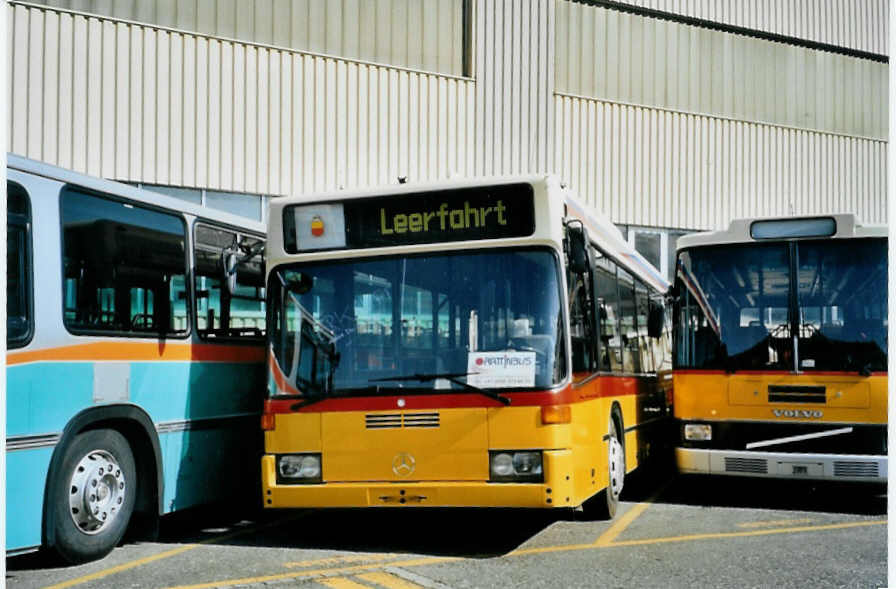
[635,280,653,373]
[194,223,266,339]
[567,261,595,373]
[594,257,621,373]
[61,187,188,336]
[7,182,32,347]
[617,268,639,374]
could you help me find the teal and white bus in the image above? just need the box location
[7,155,266,563]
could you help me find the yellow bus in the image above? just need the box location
[673,214,887,482]
[261,176,672,517]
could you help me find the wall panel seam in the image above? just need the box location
[8,0,475,82]
[553,91,889,143]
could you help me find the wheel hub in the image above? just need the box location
[69,449,126,534]
[608,435,624,499]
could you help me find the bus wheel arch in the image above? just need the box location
[43,405,163,562]
[608,402,626,497]
[582,403,625,520]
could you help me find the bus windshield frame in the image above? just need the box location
[674,237,887,374]
[267,246,568,400]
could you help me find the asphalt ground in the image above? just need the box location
[7,472,887,589]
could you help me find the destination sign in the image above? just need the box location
[283,183,535,252]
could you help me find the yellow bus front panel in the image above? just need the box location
[674,373,887,482]
[262,402,616,510]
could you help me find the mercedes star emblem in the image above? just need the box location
[392,452,416,477]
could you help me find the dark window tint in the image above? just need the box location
[617,268,639,373]
[62,188,188,336]
[675,243,791,370]
[568,245,596,373]
[635,281,653,373]
[8,182,32,346]
[194,223,265,339]
[795,239,886,372]
[595,256,621,372]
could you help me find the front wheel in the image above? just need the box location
[49,429,137,564]
[582,417,625,520]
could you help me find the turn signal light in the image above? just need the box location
[261,413,276,431]
[541,405,571,424]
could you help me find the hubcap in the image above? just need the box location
[68,449,126,535]
[608,434,624,500]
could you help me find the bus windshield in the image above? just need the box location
[674,238,887,373]
[268,247,566,398]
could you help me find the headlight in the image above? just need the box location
[683,423,712,441]
[277,453,322,484]
[489,451,543,482]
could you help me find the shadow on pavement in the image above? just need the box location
[195,506,561,558]
[626,470,886,517]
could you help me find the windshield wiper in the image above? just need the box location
[368,372,512,406]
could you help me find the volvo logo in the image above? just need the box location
[773,409,823,418]
[392,452,416,477]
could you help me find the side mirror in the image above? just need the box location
[647,303,664,338]
[566,222,589,274]
[285,272,313,295]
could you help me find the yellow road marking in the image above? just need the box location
[166,556,460,589]
[594,502,652,546]
[594,481,671,546]
[737,518,814,529]
[319,577,373,589]
[607,519,887,548]
[285,554,397,569]
[44,514,307,589]
[504,519,887,558]
[358,571,424,588]
[162,512,886,589]
[508,542,600,557]
[44,544,201,589]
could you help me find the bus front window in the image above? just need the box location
[675,238,887,373]
[674,243,792,371]
[268,248,566,397]
[795,239,887,373]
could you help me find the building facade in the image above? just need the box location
[8,0,888,278]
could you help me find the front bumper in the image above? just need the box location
[676,447,887,483]
[261,450,575,509]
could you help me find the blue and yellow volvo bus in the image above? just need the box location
[7,155,267,563]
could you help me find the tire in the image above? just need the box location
[582,416,625,520]
[49,429,137,564]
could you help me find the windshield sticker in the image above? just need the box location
[467,352,536,388]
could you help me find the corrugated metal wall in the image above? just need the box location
[555,0,888,140]
[554,94,888,230]
[8,2,476,196]
[604,0,889,56]
[32,0,467,75]
[474,0,554,175]
[7,0,888,230]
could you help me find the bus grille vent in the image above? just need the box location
[833,461,878,478]
[724,457,768,474]
[365,412,440,429]
[401,412,440,428]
